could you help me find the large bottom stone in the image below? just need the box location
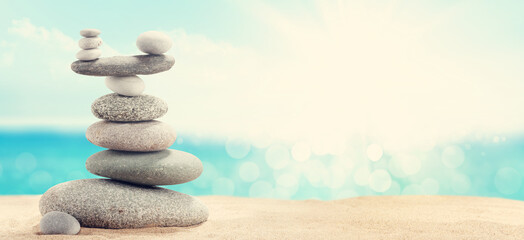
[39,179,208,229]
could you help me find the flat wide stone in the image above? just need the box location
[86,120,176,152]
[71,55,175,76]
[86,149,203,186]
[39,179,209,229]
[92,93,168,122]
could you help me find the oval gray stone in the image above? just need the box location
[40,211,80,235]
[39,179,209,228]
[105,75,145,96]
[136,31,173,54]
[71,55,175,76]
[86,149,203,186]
[91,93,168,122]
[86,120,176,151]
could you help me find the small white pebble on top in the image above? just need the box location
[80,28,101,37]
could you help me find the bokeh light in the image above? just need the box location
[333,155,355,172]
[494,167,521,195]
[1,130,523,200]
[28,170,52,192]
[249,180,274,198]
[265,145,291,170]
[401,155,422,176]
[388,157,407,178]
[212,177,235,195]
[251,134,271,149]
[274,170,300,199]
[323,166,347,189]
[441,146,465,169]
[67,170,86,180]
[353,166,370,186]
[276,173,299,188]
[402,184,422,195]
[335,190,359,199]
[274,186,295,199]
[291,141,311,162]
[366,144,383,162]
[451,174,471,194]
[303,159,327,187]
[368,169,392,193]
[390,154,421,177]
[225,138,251,159]
[384,181,401,195]
[15,152,37,173]
[193,162,218,189]
[421,178,440,195]
[238,161,260,182]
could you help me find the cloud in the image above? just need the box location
[0,52,13,66]
[1,18,110,124]
[268,2,521,127]
[8,18,119,56]
[6,18,77,71]
[8,18,77,53]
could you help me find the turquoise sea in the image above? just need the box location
[0,130,523,200]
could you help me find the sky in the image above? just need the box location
[1,0,524,148]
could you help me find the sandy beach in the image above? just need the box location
[1,195,523,239]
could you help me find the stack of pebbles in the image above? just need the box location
[76,29,103,61]
[39,29,208,230]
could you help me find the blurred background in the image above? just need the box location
[1,0,524,200]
